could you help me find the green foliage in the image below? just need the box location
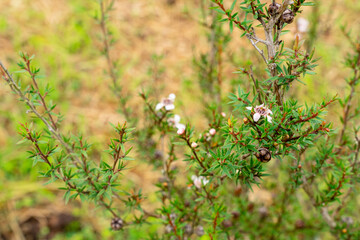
[1,0,360,239]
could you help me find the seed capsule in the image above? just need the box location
[111,217,123,230]
[258,206,269,219]
[255,148,272,162]
[222,219,233,228]
[282,9,295,24]
[269,2,281,16]
[295,219,305,229]
[195,226,204,236]
[184,224,193,236]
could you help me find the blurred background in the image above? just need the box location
[0,0,359,239]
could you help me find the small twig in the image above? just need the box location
[0,61,82,167]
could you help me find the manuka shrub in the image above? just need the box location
[1,0,359,239]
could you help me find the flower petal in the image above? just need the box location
[246,106,252,111]
[174,114,181,123]
[176,123,186,130]
[165,104,175,111]
[253,113,261,122]
[168,93,176,101]
[268,109,273,115]
[194,179,201,189]
[202,179,209,185]
[267,115,272,123]
[155,103,164,111]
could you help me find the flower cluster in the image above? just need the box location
[167,114,185,131]
[156,93,176,111]
[246,104,273,123]
[191,175,209,189]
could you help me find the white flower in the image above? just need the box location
[168,114,186,130]
[156,93,176,111]
[177,128,185,135]
[191,175,209,189]
[296,17,309,33]
[204,133,212,142]
[191,142,198,148]
[209,128,216,135]
[221,112,226,117]
[246,104,273,123]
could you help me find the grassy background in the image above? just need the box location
[0,0,360,239]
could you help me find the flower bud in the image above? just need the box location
[243,117,249,124]
[221,112,226,117]
[191,142,198,148]
[209,128,216,136]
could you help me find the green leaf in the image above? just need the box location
[230,0,237,12]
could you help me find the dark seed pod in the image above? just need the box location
[255,148,272,162]
[295,219,305,229]
[154,150,164,160]
[282,9,294,24]
[247,203,255,212]
[111,217,123,231]
[222,219,233,228]
[167,0,176,5]
[268,2,281,16]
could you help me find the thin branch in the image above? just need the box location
[0,61,82,167]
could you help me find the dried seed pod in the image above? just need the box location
[154,150,164,160]
[341,216,354,226]
[255,148,272,162]
[295,219,305,229]
[234,185,242,197]
[258,206,269,219]
[232,211,240,219]
[195,226,204,236]
[282,9,295,24]
[170,213,177,221]
[222,219,233,228]
[247,203,255,212]
[165,224,173,233]
[111,217,123,231]
[184,224,193,236]
[269,2,281,16]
